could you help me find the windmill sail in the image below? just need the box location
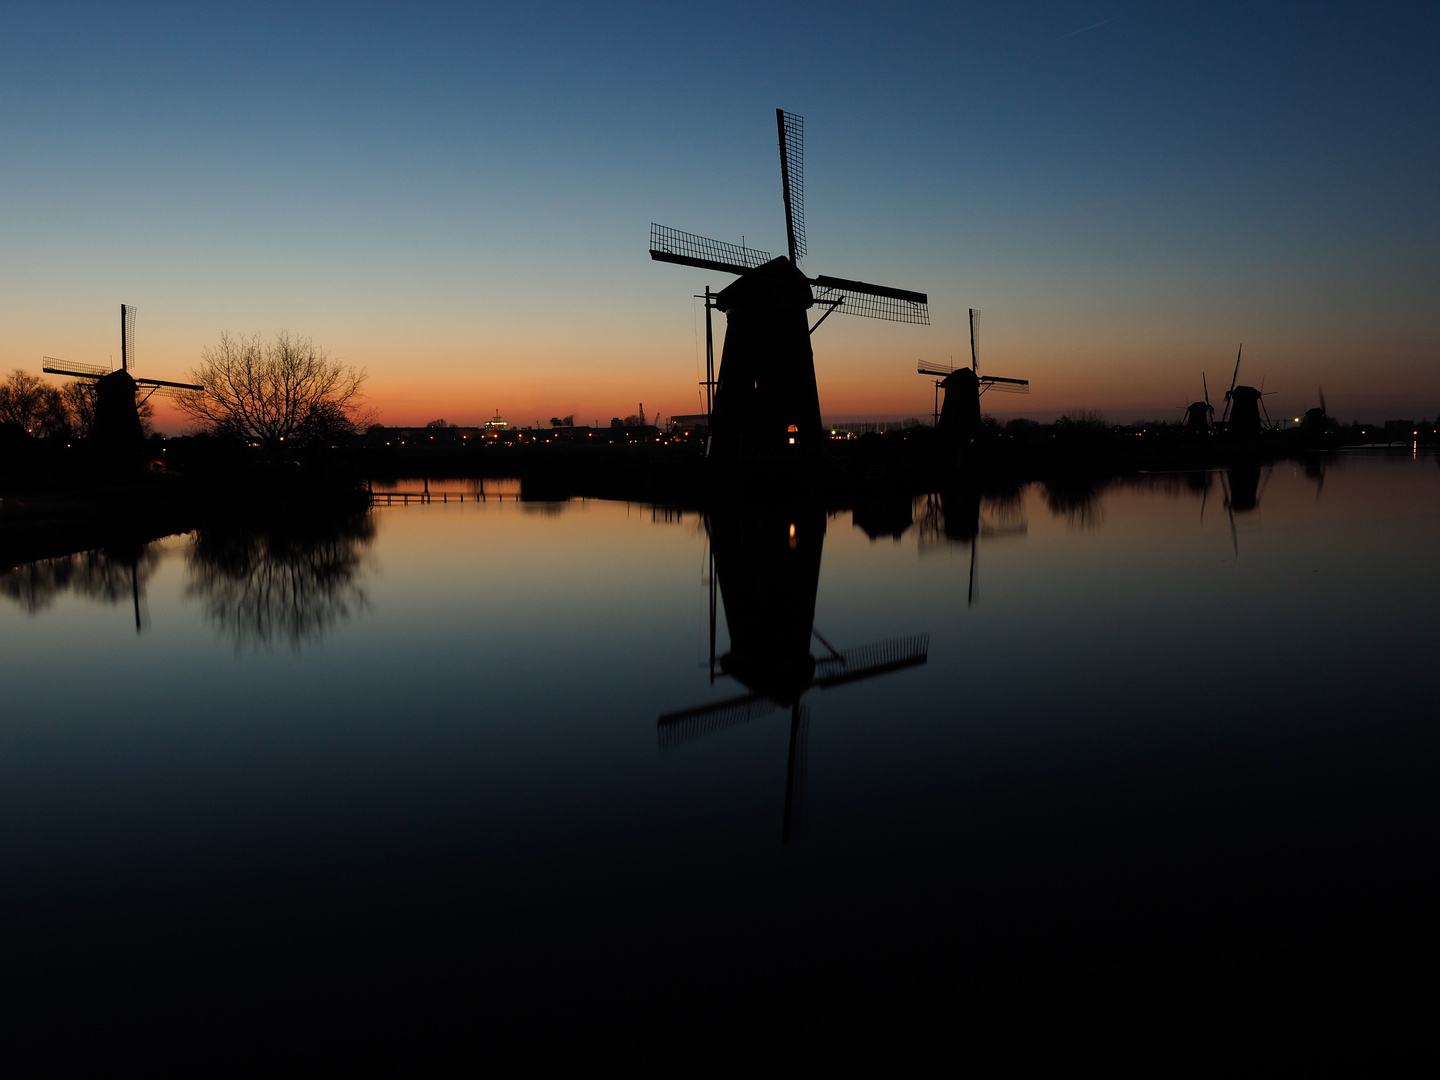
[810,275,930,324]
[812,634,930,689]
[121,303,137,371]
[43,358,110,379]
[657,692,776,751]
[777,109,806,262]
[649,223,772,276]
[980,376,1029,394]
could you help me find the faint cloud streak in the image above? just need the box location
[1055,17,1115,41]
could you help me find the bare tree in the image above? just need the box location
[0,370,62,434]
[59,381,97,438]
[175,331,371,446]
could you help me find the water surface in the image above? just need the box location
[2,452,1435,1032]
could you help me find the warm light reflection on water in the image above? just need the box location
[0,451,1435,1024]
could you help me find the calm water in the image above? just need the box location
[2,452,1436,1034]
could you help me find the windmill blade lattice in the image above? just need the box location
[980,376,1029,395]
[121,304,137,371]
[43,357,110,379]
[811,277,930,324]
[813,634,930,689]
[657,693,777,751]
[777,109,806,262]
[649,223,772,276]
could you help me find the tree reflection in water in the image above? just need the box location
[1,544,160,629]
[186,512,374,649]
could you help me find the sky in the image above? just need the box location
[2,1,1437,430]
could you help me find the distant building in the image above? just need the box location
[367,425,481,445]
[667,414,709,439]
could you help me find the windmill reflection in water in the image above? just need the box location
[1219,463,1272,555]
[658,506,929,843]
[918,486,1028,606]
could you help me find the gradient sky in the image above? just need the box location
[2,1,1436,430]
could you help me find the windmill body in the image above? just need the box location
[710,258,824,458]
[922,368,982,442]
[92,369,145,450]
[1182,400,1214,431]
[650,110,929,464]
[1226,385,1265,435]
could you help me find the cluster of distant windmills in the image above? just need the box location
[1181,344,1336,437]
[1180,344,1272,436]
[650,105,1342,451]
[43,304,201,451]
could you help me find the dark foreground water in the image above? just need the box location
[2,453,1435,1050]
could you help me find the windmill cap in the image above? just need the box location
[715,256,813,313]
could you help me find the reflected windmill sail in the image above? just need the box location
[186,513,374,649]
[658,503,929,843]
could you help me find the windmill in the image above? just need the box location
[917,308,1028,446]
[43,304,201,453]
[1180,373,1214,432]
[1300,387,1338,437]
[657,505,929,843]
[650,109,930,461]
[1218,344,1272,436]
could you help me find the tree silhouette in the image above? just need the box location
[185,514,374,649]
[175,331,372,447]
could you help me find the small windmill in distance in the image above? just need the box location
[44,304,201,455]
[1179,373,1214,432]
[1218,344,1273,436]
[917,308,1028,446]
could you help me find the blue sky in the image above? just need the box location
[2,1,1436,426]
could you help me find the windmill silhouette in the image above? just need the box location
[1179,373,1215,432]
[917,308,1028,446]
[657,505,928,843]
[1218,345,1273,437]
[650,110,930,461]
[44,305,201,455]
[1299,386,1339,446]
